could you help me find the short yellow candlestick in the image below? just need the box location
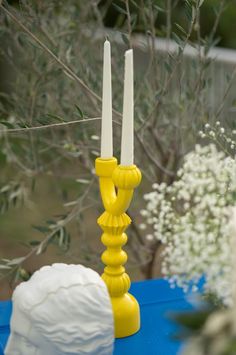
[95,157,142,338]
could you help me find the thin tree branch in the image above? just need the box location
[0,4,101,102]
[137,2,198,132]
[0,117,102,133]
[166,0,172,51]
[0,180,95,283]
[0,3,122,119]
[125,0,133,48]
[216,64,236,118]
[135,130,174,176]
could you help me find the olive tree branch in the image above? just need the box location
[0,3,122,119]
[125,0,133,48]
[0,179,95,283]
[0,117,104,133]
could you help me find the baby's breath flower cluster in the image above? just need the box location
[180,208,236,355]
[141,144,236,303]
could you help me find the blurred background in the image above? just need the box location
[0,0,235,299]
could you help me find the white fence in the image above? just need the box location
[133,36,236,122]
[86,28,236,122]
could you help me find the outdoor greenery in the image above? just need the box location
[102,0,236,49]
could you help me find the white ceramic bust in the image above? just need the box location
[5,263,114,355]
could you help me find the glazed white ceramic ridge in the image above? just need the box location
[5,263,114,355]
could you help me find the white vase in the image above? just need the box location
[5,263,114,355]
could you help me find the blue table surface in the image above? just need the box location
[0,278,196,355]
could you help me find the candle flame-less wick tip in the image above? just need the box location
[125,49,133,56]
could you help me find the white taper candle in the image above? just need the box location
[101,40,113,158]
[120,49,134,166]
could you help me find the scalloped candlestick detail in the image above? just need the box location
[112,165,142,189]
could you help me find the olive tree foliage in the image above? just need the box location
[0,0,231,284]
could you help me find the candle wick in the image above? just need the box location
[125,49,133,56]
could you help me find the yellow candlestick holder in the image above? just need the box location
[95,157,142,338]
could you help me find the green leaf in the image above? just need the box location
[32,225,50,233]
[0,185,11,193]
[76,178,90,184]
[58,228,65,247]
[199,0,205,7]
[53,214,67,219]
[29,240,41,246]
[46,219,57,225]
[175,23,187,36]
[0,264,12,270]
[131,14,137,30]
[164,61,172,74]
[46,113,64,122]
[112,3,127,15]
[129,0,139,9]
[7,257,25,266]
[155,88,163,99]
[153,5,165,12]
[36,117,50,125]
[19,268,31,281]
[121,33,130,47]
[31,177,36,192]
[0,150,6,164]
[18,121,29,128]
[1,259,10,263]
[75,104,84,118]
[170,309,214,331]
[0,120,14,129]
[172,32,183,48]
[36,242,48,255]
[185,1,193,21]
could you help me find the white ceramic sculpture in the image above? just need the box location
[5,263,114,355]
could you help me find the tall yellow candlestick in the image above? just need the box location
[95,158,142,338]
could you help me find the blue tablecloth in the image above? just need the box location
[0,278,195,355]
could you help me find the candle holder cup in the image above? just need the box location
[95,157,142,338]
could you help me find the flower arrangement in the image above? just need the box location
[171,208,236,355]
[140,143,236,304]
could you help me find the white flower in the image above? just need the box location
[140,144,236,304]
[140,209,148,217]
[139,223,147,230]
[209,130,215,138]
[90,135,99,140]
[146,234,154,241]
